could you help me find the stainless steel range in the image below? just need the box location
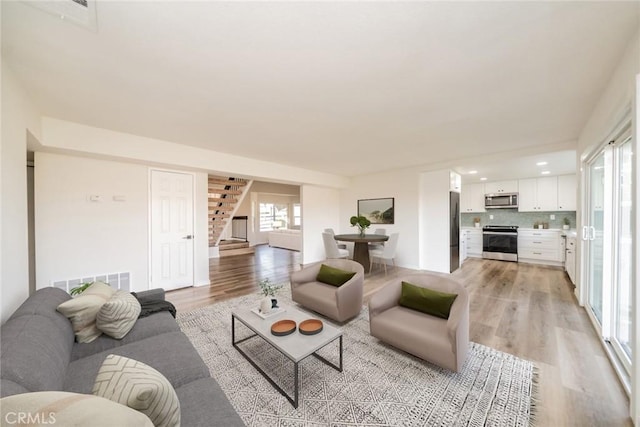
[482,225,518,262]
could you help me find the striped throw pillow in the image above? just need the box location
[96,290,141,339]
[93,354,180,427]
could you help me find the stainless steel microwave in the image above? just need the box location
[484,193,518,209]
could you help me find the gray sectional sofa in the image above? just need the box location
[0,287,244,426]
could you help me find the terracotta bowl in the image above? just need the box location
[299,319,323,335]
[271,319,296,336]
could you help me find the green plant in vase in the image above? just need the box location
[350,215,371,237]
[258,278,283,311]
[563,217,571,230]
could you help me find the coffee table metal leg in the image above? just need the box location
[294,362,299,409]
[312,335,343,372]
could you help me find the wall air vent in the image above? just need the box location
[23,0,97,32]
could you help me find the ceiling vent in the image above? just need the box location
[23,0,97,32]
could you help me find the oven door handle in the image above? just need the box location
[483,232,518,236]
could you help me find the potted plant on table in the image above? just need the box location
[563,217,571,230]
[258,279,283,314]
[350,215,371,237]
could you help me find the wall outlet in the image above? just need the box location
[489,214,494,220]
[550,214,555,220]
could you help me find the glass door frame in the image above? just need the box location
[580,118,634,383]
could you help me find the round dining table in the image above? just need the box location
[333,234,389,273]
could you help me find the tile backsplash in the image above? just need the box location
[461,210,576,229]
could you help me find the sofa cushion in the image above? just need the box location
[70,311,180,361]
[0,379,30,398]
[292,281,339,320]
[316,264,356,287]
[0,391,153,427]
[96,290,141,339]
[175,378,245,427]
[93,354,180,427]
[370,305,453,359]
[0,315,74,392]
[57,281,116,343]
[9,287,72,332]
[399,281,458,319]
[64,331,209,393]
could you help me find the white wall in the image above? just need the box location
[1,63,41,322]
[340,167,421,269]
[575,30,640,424]
[35,153,210,291]
[41,118,349,190]
[419,170,453,273]
[194,173,210,286]
[301,185,341,265]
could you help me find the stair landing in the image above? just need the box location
[217,240,255,257]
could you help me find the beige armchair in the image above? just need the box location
[290,259,364,323]
[368,273,469,372]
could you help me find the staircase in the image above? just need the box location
[208,175,254,256]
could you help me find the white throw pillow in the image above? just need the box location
[0,391,154,427]
[96,290,141,339]
[93,354,180,427]
[57,281,116,343]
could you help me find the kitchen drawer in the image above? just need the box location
[518,237,559,250]
[519,248,561,261]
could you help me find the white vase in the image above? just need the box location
[563,225,570,230]
[260,296,272,315]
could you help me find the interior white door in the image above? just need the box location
[150,170,194,290]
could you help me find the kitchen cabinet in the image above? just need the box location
[484,180,518,194]
[518,177,558,211]
[464,228,482,258]
[565,236,576,284]
[461,183,485,213]
[557,175,577,211]
[460,230,467,262]
[518,229,563,265]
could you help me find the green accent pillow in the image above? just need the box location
[316,264,356,287]
[398,281,458,319]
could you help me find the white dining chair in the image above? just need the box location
[369,228,387,250]
[322,232,350,259]
[324,228,347,249]
[369,232,399,274]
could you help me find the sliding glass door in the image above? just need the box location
[583,125,633,379]
[586,153,605,324]
[613,135,633,368]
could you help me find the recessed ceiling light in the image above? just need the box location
[536,161,548,166]
[468,170,478,174]
[541,171,551,175]
[480,177,487,181]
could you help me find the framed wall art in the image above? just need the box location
[357,198,394,224]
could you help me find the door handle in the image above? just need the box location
[582,226,588,241]
[183,235,194,240]
[589,226,596,241]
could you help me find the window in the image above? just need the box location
[293,204,301,226]
[259,203,288,231]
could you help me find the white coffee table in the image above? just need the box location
[231,305,343,408]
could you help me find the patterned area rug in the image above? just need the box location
[178,291,537,427]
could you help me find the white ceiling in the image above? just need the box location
[3,1,639,177]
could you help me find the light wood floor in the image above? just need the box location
[167,246,631,426]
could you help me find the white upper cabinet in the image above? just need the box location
[536,176,559,211]
[461,183,485,213]
[557,174,577,211]
[484,180,518,194]
[518,176,558,211]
